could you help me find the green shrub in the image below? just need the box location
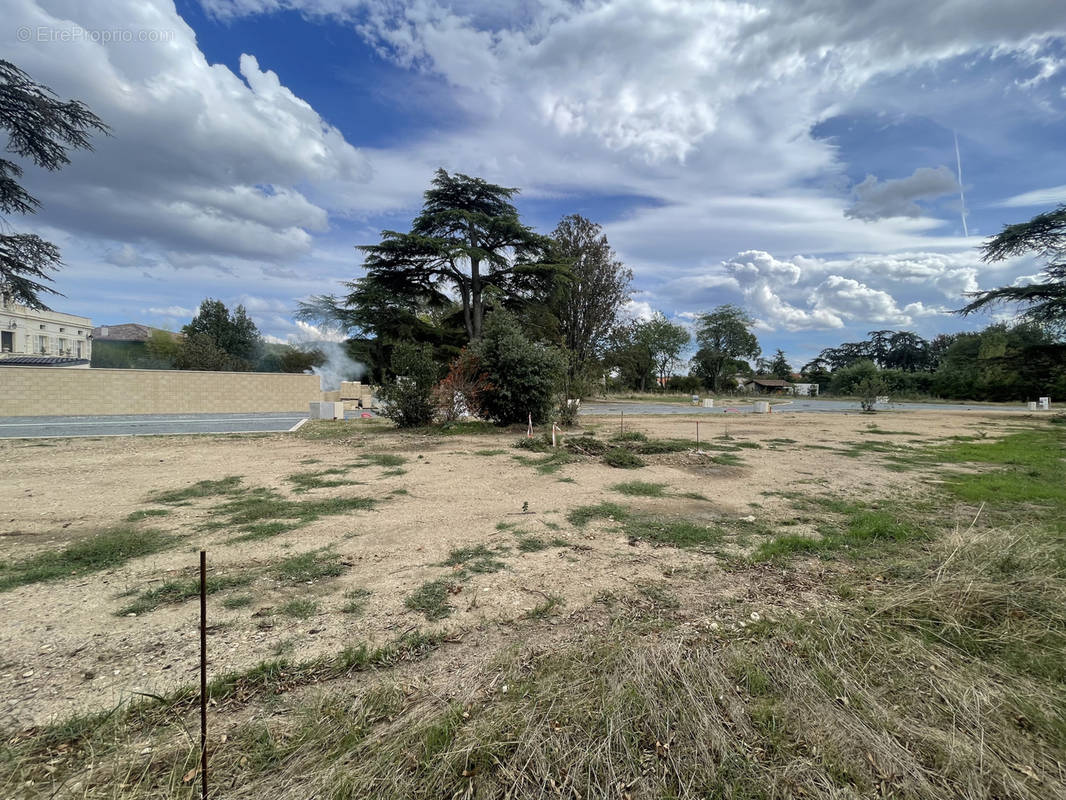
[474,312,564,425]
[377,342,439,428]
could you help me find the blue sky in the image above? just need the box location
[5,0,1066,368]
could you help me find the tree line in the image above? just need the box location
[4,58,1066,418]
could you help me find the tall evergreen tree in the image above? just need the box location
[360,169,557,342]
[0,60,107,308]
[958,204,1066,327]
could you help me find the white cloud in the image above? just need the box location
[6,0,1065,349]
[844,166,959,221]
[996,184,1066,207]
[810,275,917,325]
[6,0,368,266]
[146,305,194,317]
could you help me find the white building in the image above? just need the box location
[0,289,92,367]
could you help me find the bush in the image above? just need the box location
[377,342,439,428]
[828,360,879,395]
[666,375,701,393]
[432,349,491,422]
[474,312,565,425]
[556,395,580,427]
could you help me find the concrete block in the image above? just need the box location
[310,401,345,419]
[702,398,714,408]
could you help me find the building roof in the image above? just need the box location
[748,378,792,387]
[0,355,90,367]
[91,323,166,342]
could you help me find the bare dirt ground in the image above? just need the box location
[0,410,1020,730]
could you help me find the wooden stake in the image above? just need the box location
[200,550,208,800]
[696,420,700,452]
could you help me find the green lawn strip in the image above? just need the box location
[0,528,175,593]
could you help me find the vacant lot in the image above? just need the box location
[1,410,1063,798]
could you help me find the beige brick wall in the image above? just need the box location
[0,367,323,416]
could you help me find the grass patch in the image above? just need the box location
[611,431,647,442]
[341,588,371,615]
[753,502,928,563]
[212,491,377,529]
[228,521,301,543]
[567,502,630,528]
[222,594,254,610]
[602,447,645,469]
[360,453,407,468]
[441,545,506,575]
[629,438,691,454]
[148,475,244,504]
[124,508,171,523]
[117,574,253,615]
[610,481,668,497]
[515,536,552,553]
[279,598,319,619]
[677,491,710,501]
[624,516,722,548]
[404,579,455,621]
[381,468,407,477]
[285,469,359,493]
[710,452,745,466]
[473,449,506,456]
[274,551,347,584]
[0,527,174,593]
[513,451,576,475]
[523,594,564,619]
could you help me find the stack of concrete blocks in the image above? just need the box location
[309,401,345,419]
[702,398,714,408]
[1039,396,1051,410]
[339,381,379,410]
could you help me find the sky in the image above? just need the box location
[5,0,1066,368]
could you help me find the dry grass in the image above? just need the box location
[3,418,1064,799]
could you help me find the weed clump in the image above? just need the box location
[405,579,455,621]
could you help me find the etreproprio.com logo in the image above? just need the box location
[16,26,176,44]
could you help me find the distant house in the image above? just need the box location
[91,323,179,368]
[92,323,156,343]
[742,378,793,395]
[0,289,91,368]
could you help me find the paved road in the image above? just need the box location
[0,411,314,439]
[578,399,1033,415]
[0,400,1032,439]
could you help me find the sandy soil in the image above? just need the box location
[0,410,1017,729]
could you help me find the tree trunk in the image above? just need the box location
[459,282,474,341]
[470,255,483,341]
